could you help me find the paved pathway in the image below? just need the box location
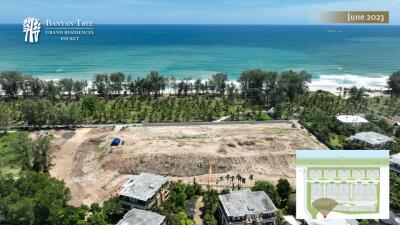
[213,115,231,122]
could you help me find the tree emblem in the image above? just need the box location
[23,17,41,43]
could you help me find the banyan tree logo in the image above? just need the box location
[23,17,41,43]
[22,17,95,43]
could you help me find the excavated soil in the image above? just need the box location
[49,122,328,206]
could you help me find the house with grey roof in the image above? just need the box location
[116,208,166,225]
[390,153,400,176]
[381,210,400,225]
[350,131,393,147]
[185,198,196,219]
[118,173,169,210]
[218,190,277,225]
[283,215,301,225]
[336,115,369,126]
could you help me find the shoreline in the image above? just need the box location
[309,84,387,97]
[309,74,389,96]
[2,73,390,97]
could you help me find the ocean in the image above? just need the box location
[1,25,400,89]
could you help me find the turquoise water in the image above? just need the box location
[0,25,399,87]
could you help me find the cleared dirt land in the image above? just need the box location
[48,122,328,206]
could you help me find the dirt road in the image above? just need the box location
[195,197,204,225]
[50,129,92,205]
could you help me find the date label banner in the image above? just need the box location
[321,11,389,24]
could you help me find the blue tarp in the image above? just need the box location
[111,138,121,146]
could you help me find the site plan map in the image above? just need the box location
[296,150,390,220]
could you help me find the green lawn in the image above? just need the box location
[0,131,28,174]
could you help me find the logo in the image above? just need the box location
[23,17,41,43]
[22,17,95,43]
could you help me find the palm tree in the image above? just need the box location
[249,174,254,182]
[225,174,230,185]
[218,176,224,187]
[236,174,242,186]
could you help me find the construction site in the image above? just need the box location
[46,122,328,206]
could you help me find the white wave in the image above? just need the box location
[311,74,389,91]
[39,78,61,82]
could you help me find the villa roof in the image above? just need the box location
[381,211,400,224]
[116,208,165,225]
[119,173,167,202]
[185,199,196,218]
[185,198,196,211]
[283,215,301,225]
[336,115,368,124]
[351,131,393,146]
[219,190,277,217]
[391,153,400,166]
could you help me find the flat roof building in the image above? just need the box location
[283,215,301,225]
[116,208,166,225]
[390,153,400,176]
[381,210,400,225]
[218,190,277,225]
[336,115,369,125]
[350,132,393,147]
[185,199,196,219]
[119,173,169,210]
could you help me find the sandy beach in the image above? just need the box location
[309,74,389,96]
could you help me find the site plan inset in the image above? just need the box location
[296,150,389,220]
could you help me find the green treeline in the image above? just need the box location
[0,70,314,100]
[1,70,399,130]
[0,69,312,128]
